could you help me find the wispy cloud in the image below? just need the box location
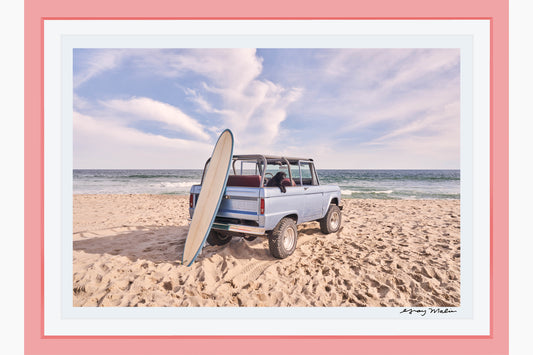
[101,97,210,141]
[73,48,460,169]
[75,49,303,151]
[343,76,460,133]
[142,48,263,91]
[73,49,127,88]
[73,111,213,168]
[156,49,305,150]
[367,101,459,144]
[280,48,460,163]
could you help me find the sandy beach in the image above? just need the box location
[73,194,460,307]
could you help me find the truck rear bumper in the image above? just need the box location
[212,222,266,235]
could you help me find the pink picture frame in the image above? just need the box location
[25,0,509,354]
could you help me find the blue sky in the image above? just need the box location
[73,48,460,169]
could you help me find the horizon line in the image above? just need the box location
[73,167,461,170]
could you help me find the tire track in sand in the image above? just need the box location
[222,260,276,287]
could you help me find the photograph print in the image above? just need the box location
[72,48,460,308]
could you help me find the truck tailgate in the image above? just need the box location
[217,187,260,220]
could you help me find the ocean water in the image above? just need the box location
[318,169,459,200]
[73,169,202,195]
[73,169,460,200]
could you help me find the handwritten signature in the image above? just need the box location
[400,308,458,317]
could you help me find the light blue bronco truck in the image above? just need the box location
[189,155,342,259]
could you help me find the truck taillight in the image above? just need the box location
[189,194,194,208]
[260,198,265,215]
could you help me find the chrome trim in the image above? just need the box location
[212,223,266,236]
[223,195,258,201]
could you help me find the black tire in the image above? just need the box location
[268,217,297,259]
[243,236,257,242]
[319,204,342,234]
[206,230,232,246]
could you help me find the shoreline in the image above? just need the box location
[73,192,460,200]
[73,194,460,307]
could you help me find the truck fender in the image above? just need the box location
[324,193,343,216]
[266,210,299,231]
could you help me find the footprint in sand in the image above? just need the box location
[377,285,390,298]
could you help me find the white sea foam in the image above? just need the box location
[73,169,460,198]
[156,181,200,188]
[373,190,393,194]
[342,190,393,195]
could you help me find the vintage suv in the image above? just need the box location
[189,155,342,259]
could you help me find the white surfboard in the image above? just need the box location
[182,129,234,266]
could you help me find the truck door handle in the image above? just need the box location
[304,187,309,190]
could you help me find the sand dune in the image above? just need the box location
[73,195,460,307]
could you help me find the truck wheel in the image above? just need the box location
[206,230,232,246]
[320,204,342,234]
[243,236,257,242]
[268,217,297,259]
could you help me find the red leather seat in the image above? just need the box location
[226,175,262,187]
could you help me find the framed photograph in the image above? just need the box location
[25,0,508,354]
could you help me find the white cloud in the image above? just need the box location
[368,101,460,143]
[146,48,263,91]
[168,51,304,151]
[73,111,213,169]
[361,88,450,122]
[322,49,458,86]
[235,83,303,150]
[342,74,460,134]
[74,49,127,88]
[184,88,230,115]
[75,49,304,157]
[73,93,92,111]
[73,48,460,169]
[101,97,210,141]
[323,49,414,80]
[273,49,460,169]
[379,49,460,92]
